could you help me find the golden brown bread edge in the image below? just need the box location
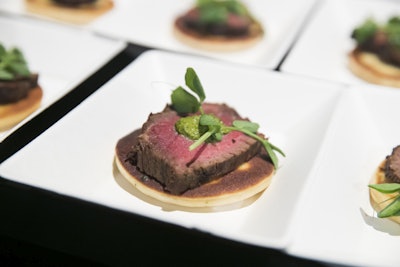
[24,0,113,25]
[369,160,400,224]
[114,130,275,208]
[348,49,400,88]
[0,86,42,131]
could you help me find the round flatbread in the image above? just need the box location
[173,16,264,52]
[0,86,42,131]
[369,161,400,224]
[115,130,274,208]
[24,0,113,24]
[348,49,400,88]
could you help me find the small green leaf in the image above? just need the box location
[0,69,13,80]
[185,67,206,102]
[378,195,400,218]
[369,183,400,194]
[8,62,30,76]
[0,44,31,80]
[171,86,200,114]
[199,114,222,126]
[351,18,378,44]
[232,120,259,133]
[0,44,6,57]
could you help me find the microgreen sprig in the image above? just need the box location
[0,44,31,80]
[196,0,250,24]
[171,67,285,169]
[369,183,400,218]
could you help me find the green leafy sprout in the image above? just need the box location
[369,183,400,218]
[352,16,400,48]
[0,44,31,80]
[171,67,285,169]
[196,0,251,24]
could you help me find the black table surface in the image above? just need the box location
[0,44,332,267]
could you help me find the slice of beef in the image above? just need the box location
[52,0,96,7]
[0,74,38,104]
[178,8,251,37]
[355,30,400,67]
[131,103,262,195]
[384,145,400,183]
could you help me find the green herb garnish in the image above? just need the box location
[351,18,378,44]
[352,16,400,48]
[0,44,31,80]
[196,0,251,24]
[171,67,285,169]
[369,183,400,218]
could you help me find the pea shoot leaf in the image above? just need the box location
[171,86,200,114]
[232,120,259,133]
[185,67,206,102]
[378,195,400,218]
[0,44,31,80]
[369,183,400,194]
[172,67,285,169]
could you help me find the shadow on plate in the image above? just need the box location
[360,208,400,236]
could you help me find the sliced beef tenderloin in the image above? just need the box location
[52,0,96,6]
[131,103,262,195]
[0,74,38,104]
[178,7,252,37]
[384,145,400,183]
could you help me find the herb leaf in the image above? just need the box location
[0,44,31,80]
[172,67,285,169]
[369,183,400,194]
[185,67,206,102]
[351,18,378,44]
[378,195,400,218]
[171,86,200,114]
[232,120,259,133]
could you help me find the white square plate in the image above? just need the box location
[0,14,125,141]
[280,0,400,87]
[0,50,343,251]
[287,83,400,267]
[87,0,317,69]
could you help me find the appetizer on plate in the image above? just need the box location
[0,44,42,132]
[349,16,400,88]
[173,0,264,51]
[369,146,400,224]
[115,67,284,209]
[24,0,114,25]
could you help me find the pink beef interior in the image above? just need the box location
[133,103,261,194]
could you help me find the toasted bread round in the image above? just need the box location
[173,16,264,52]
[24,0,113,25]
[0,86,42,132]
[115,130,274,208]
[348,49,400,88]
[369,160,400,224]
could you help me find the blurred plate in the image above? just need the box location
[0,50,343,251]
[88,0,317,69]
[287,83,400,267]
[280,0,400,87]
[0,14,125,141]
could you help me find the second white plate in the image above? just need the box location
[88,0,317,69]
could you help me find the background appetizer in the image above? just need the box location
[369,146,400,224]
[173,0,264,51]
[349,16,400,88]
[0,43,42,131]
[24,0,114,24]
